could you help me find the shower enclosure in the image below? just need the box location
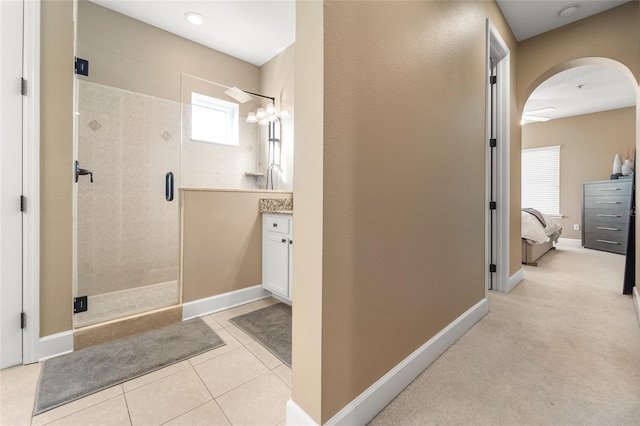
[73,42,182,327]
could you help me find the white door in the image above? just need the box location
[263,233,290,298]
[0,0,25,369]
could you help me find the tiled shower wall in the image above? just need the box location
[76,80,181,308]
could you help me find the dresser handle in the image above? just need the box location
[596,188,621,191]
[596,214,622,217]
[596,239,621,245]
[596,201,621,204]
[596,226,621,231]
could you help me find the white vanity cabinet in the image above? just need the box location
[262,214,292,303]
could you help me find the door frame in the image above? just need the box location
[485,20,511,294]
[22,0,41,364]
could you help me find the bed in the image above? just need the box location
[522,208,563,266]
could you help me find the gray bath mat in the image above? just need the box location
[34,317,224,415]
[230,303,291,367]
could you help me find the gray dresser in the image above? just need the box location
[582,179,633,254]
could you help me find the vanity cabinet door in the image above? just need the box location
[263,216,290,298]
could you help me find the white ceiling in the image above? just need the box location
[90,0,295,67]
[523,65,636,120]
[90,1,636,120]
[496,0,631,41]
[495,0,636,120]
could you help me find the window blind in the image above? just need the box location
[521,145,560,215]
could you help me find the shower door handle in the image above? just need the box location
[75,160,93,183]
[165,172,174,202]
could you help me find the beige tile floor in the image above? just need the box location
[0,298,290,426]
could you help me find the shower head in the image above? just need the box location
[224,87,253,104]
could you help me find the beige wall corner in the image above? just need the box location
[40,0,74,336]
[291,1,324,423]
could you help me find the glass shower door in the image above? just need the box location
[74,60,181,328]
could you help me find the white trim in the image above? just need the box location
[181,284,271,320]
[507,268,524,293]
[285,298,489,426]
[486,20,511,294]
[633,286,640,327]
[37,330,73,362]
[286,399,320,426]
[22,0,41,365]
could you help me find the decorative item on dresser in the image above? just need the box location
[582,179,633,255]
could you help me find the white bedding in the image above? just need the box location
[521,210,562,244]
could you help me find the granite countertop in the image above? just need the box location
[259,198,293,215]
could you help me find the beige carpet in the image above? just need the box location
[370,239,640,425]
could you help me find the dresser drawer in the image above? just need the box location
[584,221,629,241]
[583,181,632,197]
[584,234,627,254]
[264,215,290,234]
[584,195,632,209]
[583,208,631,224]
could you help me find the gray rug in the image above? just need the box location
[229,303,291,367]
[34,317,224,415]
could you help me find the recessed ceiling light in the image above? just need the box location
[185,12,204,26]
[559,4,579,18]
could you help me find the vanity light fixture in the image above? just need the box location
[224,86,288,125]
[185,12,204,26]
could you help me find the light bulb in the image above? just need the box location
[246,112,257,122]
[266,103,276,114]
[256,108,266,118]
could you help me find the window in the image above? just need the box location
[521,145,560,215]
[191,92,239,146]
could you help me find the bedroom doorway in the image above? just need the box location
[486,20,511,293]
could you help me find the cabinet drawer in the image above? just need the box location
[584,234,627,254]
[264,215,290,234]
[583,182,632,197]
[584,222,628,242]
[584,195,631,209]
[583,208,631,224]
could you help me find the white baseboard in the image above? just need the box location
[37,330,73,362]
[507,268,524,293]
[286,298,489,426]
[182,284,271,320]
[633,286,640,326]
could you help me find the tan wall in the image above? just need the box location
[40,0,74,336]
[181,190,292,302]
[522,107,636,239]
[517,2,639,105]
[77,0,261,101]
[291,1,324,422]
[292,1,517,422]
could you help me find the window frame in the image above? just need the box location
[190,92,239,147]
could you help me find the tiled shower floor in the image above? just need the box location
[74,282,179,327]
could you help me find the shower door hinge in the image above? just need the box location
[21,78,27,96]
[489,201,497,210]
[20,195,27,212]
[490,76,497,85]
[21,312,26,329]
[489,264,497,273]
[489,138,497,148]
[75,57,89,76]
[73,296,88,314]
